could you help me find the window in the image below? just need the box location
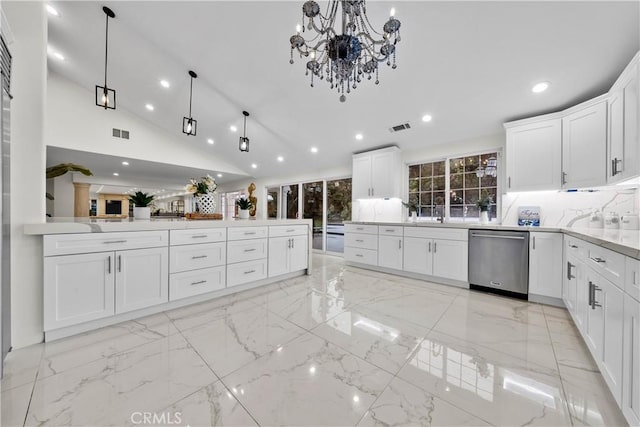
[408,151,499,221]
[267,187,278,218]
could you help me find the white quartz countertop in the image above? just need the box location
[24,218,312,235]
[346,221,640,260]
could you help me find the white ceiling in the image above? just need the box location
[46,1,640,181]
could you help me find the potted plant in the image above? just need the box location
[402,200,419,222]
[186,175,217,214]
[129,191,154,220]
[236,195,253,220]
[476,190,493,224]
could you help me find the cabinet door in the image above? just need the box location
[623,295,640,426]
[403,237,432,275]
[268,237,289,277]
[601,280,625,404]
[378,235,403,270]
[44,252,115,330]
[432,239,468,282]
[575,264,590,332]
[352,155,372,199]
[289,235,309,272]
[529,232,563,299]
[584,270,604,359]
[505,119,562,191]
[621,64,639,181]
[115,247,168,314]
[608,89,625,183]
[370,150,400,198]
[562,101,607,188]
[609,62,639,183]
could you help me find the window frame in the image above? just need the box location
[405,149,503,222]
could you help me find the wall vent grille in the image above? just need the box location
[389,122,411,133]
[112,128,130,139]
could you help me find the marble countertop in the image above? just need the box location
[24,218,312,235]
[346,221,640,259]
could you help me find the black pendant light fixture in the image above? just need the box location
[182,70,198,136]
[239,111,250,152]
[95,6,116,110]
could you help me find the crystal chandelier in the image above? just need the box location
[289,1,401,102]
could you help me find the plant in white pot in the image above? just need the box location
[129,191,154,220]
[476,190,493,225]
[186,175,218,214]
[236,195,253,220]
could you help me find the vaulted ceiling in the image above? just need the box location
[46,1,639,181]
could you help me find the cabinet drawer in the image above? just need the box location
[626,257,640,301]
[345,224,378,235]
[227,239,268,264]
[565,235,588,261]
[269,225,308,237]
[170,228,226,245]
[404,227,468,241]
[345,233,377,250]
[378,225,403,236]
[44,231,168,256]
[587,244,626,289]
[227,226,268,241]
[170,242,226,273]
[344,246,378,266]
[227,259,267,287]
[170,266,226,301]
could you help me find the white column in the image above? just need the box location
[4,1,47,347]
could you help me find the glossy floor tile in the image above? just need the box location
[0,254,628,426]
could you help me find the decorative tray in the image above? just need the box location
[185,213,223,220]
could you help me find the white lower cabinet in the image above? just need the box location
[268,234,308,277]
[170,266,226,301]
[529,232,563,299]
[115,247,169,314]
[402,236,467,282]
[227,259,268,287]
[563,254,581,317]
[44,252,115,331]
[403,237,432,275]
[623,294,640,426]
[378,235,403,270]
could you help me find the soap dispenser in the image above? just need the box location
[588,210,604,229]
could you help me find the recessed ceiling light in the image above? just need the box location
[355,133,363,141]
[531,81,550,93]
[422,114,432,122]
[121,161,129,166]
[46,4,59,16]
[217,173,222,178]
[145,104,154,111]
[159,79,170,88]
[207,138,214,145]
[251,163,257,169]
[113,172,119,176]
[311,147,318,153]
[277,156,284,162]
[230,125,238,132]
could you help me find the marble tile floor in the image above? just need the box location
[0,254,629,426]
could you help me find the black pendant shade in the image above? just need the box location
[183,70,198,136]
[239,111,250,152]
[95,6,116,110]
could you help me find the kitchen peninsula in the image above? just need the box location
[25,218,312,341]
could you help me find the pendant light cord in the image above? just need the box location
[104,13,109,90]
[243,114,247,137]
[188,76,193,118]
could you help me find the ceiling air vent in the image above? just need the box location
[112,128,130,139]
[389,122,411,133]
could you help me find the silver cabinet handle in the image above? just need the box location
[243,248,256,253]
[292,238,295,249]
[385,229,395,232]
[286,229,295,232]
[398,239,402,249]
[244,269,255,275]
[612,157,622,176]
[590,257,606,263]
[490,281,501,287]
[356,227,364,231]
[191,235,208,239]
[191,255,208,259]
[117,255,122,272]
[508,176,511,188]
[190,280,207,286]
[569,244,578,249]
[356,253,363,258]
[244,231,256,235]
[107,256,111,274]
[567,262,575,280]
[371,188,374,196]
[634,271,638,285]
[562,172,567,185]
[588,281,594,307]
[428,242,431,252]
[355,239,364,243]
[103,240,127,244]
[592,285,602,309]
[532,236,536,250]
[433,242,437,253]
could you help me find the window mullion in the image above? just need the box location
[445,157,451,220]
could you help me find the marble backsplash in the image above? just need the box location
[501,188,639,227]
[352,198,403,223]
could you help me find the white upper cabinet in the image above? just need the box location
[352,146,401,199]
[562,99,608,189]
[505,118,562,191]
[608,57,639,183]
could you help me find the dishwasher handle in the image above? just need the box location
[470,233,526,240]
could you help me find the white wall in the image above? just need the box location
[52,173,74,218]
[46,73,246,176]
[5,1,47,348]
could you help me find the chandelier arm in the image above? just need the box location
[355,31,386,46]
[361,9,386,37]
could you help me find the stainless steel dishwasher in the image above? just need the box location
[468,229,530,298]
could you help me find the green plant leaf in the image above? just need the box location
[46,163,93,179]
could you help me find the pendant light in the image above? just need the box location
[182,70,198,136]
[95,6,116,110]
[239,111,250,152]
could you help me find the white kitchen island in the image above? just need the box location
[25,218,312,341]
